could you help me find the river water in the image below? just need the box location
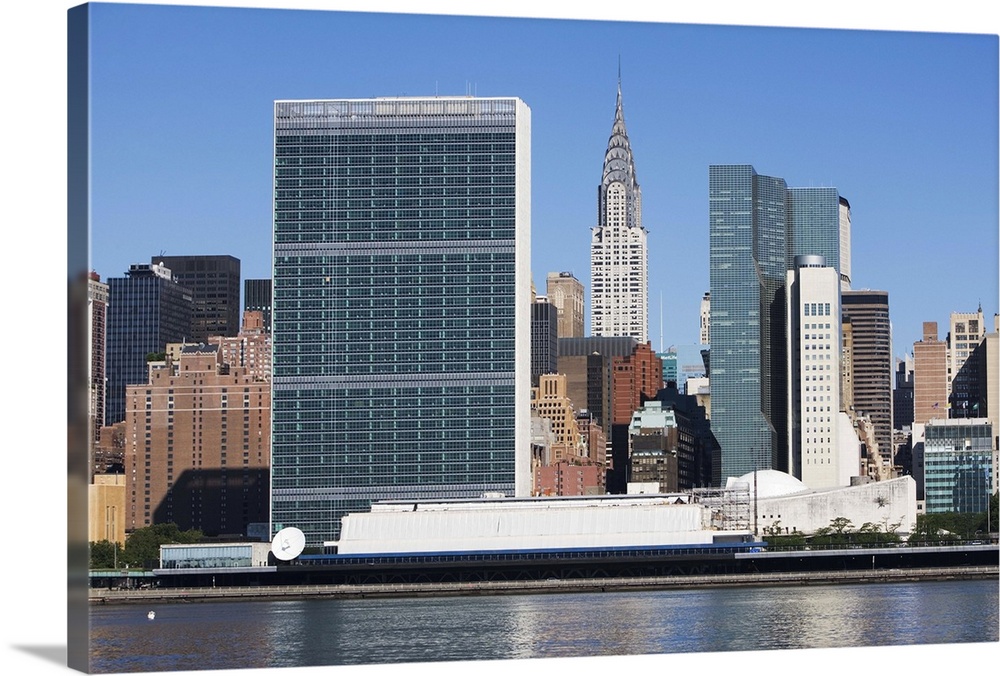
[88,579,998,673]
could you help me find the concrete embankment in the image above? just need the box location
[90,565,998,605]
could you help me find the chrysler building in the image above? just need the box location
[590,79,648,342]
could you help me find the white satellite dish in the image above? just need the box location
[271,526,306,561]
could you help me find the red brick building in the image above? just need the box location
[124,344,270,536]
[534,461,605,497]
[611,341,663,424]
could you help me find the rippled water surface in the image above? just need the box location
[88,579,999,672]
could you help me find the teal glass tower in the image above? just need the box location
[709,166,845,484]
[271,97,531,546]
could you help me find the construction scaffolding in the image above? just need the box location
[691,485,751,532]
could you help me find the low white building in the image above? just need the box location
[325,471,917,556]
[330,494,750,555]
[725,469,917,536]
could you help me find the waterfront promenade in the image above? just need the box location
[90,564,998,605]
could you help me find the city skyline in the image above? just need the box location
[7,4,1000,676]
[85,3,998,363]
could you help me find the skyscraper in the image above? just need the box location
[708,165,846,482]
[590,81,648,342]
[105,263,193,426]
[699,291,711,345]
[913,321,948,425]
[546,271,585,338]
[244,278,273,334]
[151,255,241,341]
[89,271,109,440]
[838,196,852,291]
[786,255,848,488]
[948,307,986,416]
[841,290,894,464]
[530,296,558,386]
[271,97,531,545]
[893,354,915,431]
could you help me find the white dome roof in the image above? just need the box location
[725,469,808,499]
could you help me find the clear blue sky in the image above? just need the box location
[87,3,997,359]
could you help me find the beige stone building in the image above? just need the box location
[89,474,126,545]
[545,271,585,338]
[531,374,586,463]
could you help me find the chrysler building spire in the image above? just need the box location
[590,77,649,342]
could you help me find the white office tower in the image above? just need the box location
[590,80,648,342]
[787,255,852,489]
[838,196,852,291]
[699,291,711,345]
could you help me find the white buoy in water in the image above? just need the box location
[147,611,156,620]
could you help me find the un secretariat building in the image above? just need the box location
[271,97,532,546]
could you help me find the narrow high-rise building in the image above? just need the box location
[546,271,585,338]
[105,263,193,426]
[530,296,558,386]
[243,278,272,334]
[786,256,849,488]
[151,255,241,341]
[838,196,852,291]
[590,80,648,342]
[913,321,949,426]
[708,166,847,483]
[699,291,711,345]
[894,354,915,431]
[89,271,109,441]
[271,97,532,545]
[841,290,894,464]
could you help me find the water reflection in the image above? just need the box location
[89,580,999,672]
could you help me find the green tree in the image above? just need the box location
[829,516,854,535]
[89,540,124,569]
[911,512,983,543]
[975,491,999,535]
[121,523,203,568]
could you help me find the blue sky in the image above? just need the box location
[86,3,997,359]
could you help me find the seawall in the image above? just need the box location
[90,565,998,605]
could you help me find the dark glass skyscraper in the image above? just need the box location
[243,278,272,333]
[709,165,846,483]
[271,97,531,546]
[531,298,558,386]
[105,263,193,426]
[150,254,241,341]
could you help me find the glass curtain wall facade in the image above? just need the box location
[787,188,842,271]
[244,278,273,333]
[924,419,994,513]
[151,255,241,341]
[106,264,193,426]
[271,97,531,546]
[709,167,844,484]
[709,165,789,482]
